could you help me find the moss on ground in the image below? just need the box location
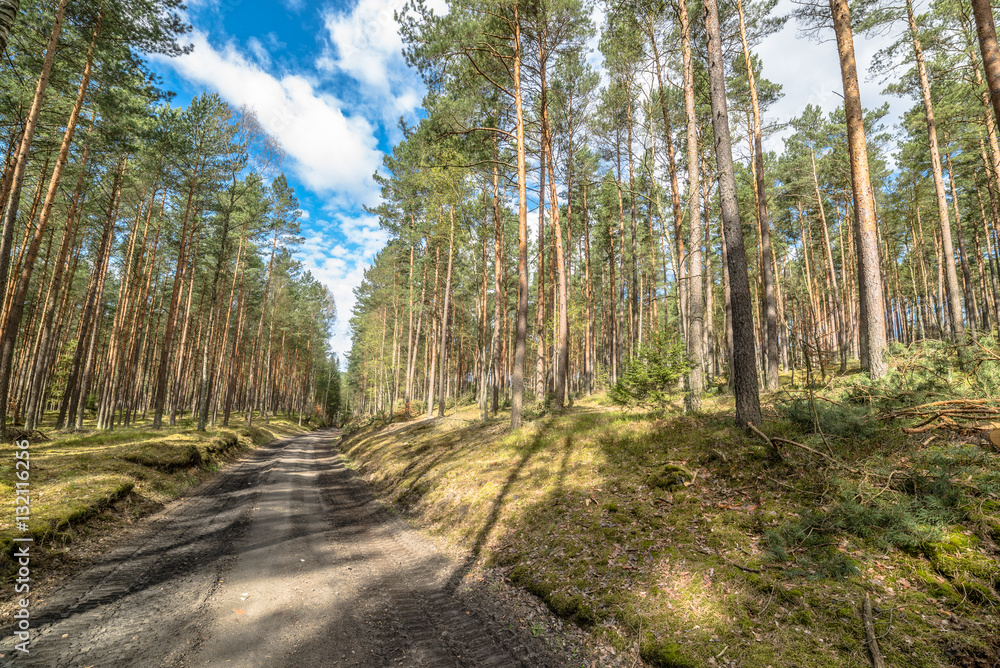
[340,386,1000,668]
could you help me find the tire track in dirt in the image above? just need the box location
[1,430,562,667]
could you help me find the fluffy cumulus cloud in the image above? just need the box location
[160,31,383,204]
[297,216,390,360]
[317,0,447,128]
[320,0,402,93]
[155,27,400,357]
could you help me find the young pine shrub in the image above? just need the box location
[609,333,689,408]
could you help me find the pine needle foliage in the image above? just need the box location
[609,333,689,408]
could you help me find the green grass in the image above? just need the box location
[0,412,314,578]
[340,364,1000,667]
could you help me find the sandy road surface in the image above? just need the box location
[2,430,562,667]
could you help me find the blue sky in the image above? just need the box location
[148,0,909,361]
[148,0,443,360]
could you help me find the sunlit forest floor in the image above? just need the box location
[341,339,1000,668]
[0,412,315,582]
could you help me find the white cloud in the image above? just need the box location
[318,0,447,129]
[158,31,383,204]
[246,36,271,68]
[155,26,404,359]
[298,217,390,359]
[322,0,402,93]
[338,213,391,258]
[758,0,911,155]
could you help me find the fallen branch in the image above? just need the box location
[749,421,860,473]
[770,437,862,473]
[723,558,762,573]
[695,545,763,573]
[747,421,782,461]
[861,592,886,668]
[885,398,1000,435]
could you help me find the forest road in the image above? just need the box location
[1,429,559,668]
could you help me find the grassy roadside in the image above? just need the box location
[0,414,315,581]
[340,388,1000,668]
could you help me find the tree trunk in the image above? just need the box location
[245,227,279,426]
[438,208,455,417]
[677,0,705,410]
[535,142,547,402]
[15,16,101,430]
[830,0,888,377]
[24,152,92,430]
[0,2,69,384]
[972,0,1000,131]
[404,217,416,410]
[705,0,762,428]
[539,71,569,410]
[492,154,503,414]
[944,151,976,332]
[0,0,19,52]
[426,239,441,418]
[811,147,847,371]
[73,173,122,429]
[737,0,779,390]
[906,0,963,339]
[583,183,594,394]
[647,33,685,337]
[511,6,529,430]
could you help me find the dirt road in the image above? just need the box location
[2,430,563,667]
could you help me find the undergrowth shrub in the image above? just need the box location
[777,396,878,440]
[840,338,1000,411]
[967,335,1000,397]
[762,443,1000,577]
[842,365,951,411]
[609,332,689,407]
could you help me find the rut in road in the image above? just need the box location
[2,429,562,667]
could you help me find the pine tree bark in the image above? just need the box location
[647,33,685,336]
[511,5,529,430]
[972,0,1000,131]
[58,183,117,429]
[945,151,976,332]
[22,141,89,430]
[737,0,779,390]
[830,0,888,377]
[811,147,847,371]
[583,182,595,394]
[492,155,504,414]
[198,183,239,431]
[535,127,547,401]
[153,171,203,427]
[540,72,569,410]
[404,216,416,411]
[0,0,19,52]
[426,238,441,418]
[438,207,455,417]
[0,14,99,434]
[906,0,963,339]
[72,164,123,428]
[705,0,761,428]
[3,155,50,333]
[676,0,704,410]
[0,4,69,395]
